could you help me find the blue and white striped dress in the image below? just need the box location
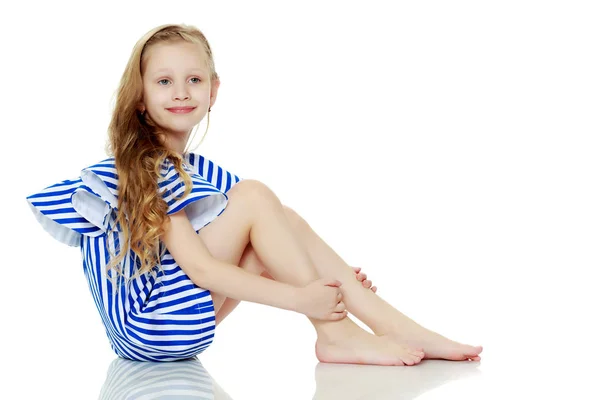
[25,152,243,361]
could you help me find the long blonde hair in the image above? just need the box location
[103,23,220,286]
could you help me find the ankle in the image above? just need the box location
[312,317,357,342]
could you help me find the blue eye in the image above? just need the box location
[157,77,201,85]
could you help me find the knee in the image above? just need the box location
[228,180,305,229]
[229,179,278,206]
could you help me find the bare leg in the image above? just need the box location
[273,205,484,361]
[198,180,423,365]
[214,246,371,326]
[213,242,267,326]
[211,201,481,361]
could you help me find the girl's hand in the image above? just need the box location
[352,267,377,293]
[294,278,347,321]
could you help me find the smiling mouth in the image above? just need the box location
[166,107,196,114]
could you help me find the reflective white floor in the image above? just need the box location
[6,342,598,399]
[5,299,598,399]
[96,357,484,400]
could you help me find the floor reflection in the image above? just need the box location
[312,359,482,400]
[99,356,480,399]
[99,356,234,400]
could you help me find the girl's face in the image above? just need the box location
[140,40,219,151]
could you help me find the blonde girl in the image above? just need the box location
[26,23,482,364]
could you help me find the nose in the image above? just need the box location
[173,82,190,102]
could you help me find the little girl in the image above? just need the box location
[26,23,482,365]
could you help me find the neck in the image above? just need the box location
[163,130,191,156]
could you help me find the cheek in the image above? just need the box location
[145,91,165,109]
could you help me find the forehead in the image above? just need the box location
[143,41,208,75]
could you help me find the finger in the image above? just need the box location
[363,279,372,288]
[372,286,377,293]
[357,273,366,281]
[352,267,361,273]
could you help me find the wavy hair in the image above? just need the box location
[103,23,220,288]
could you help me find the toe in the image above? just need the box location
[409,348,424,357]
[411,350,424,358]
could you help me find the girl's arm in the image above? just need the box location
[161,209,301,313]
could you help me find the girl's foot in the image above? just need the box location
[352,268,481,360]
[378,327,483,361]
[315,321,425,366]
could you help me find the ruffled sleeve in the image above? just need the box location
[185,152,244,194]
[159,157,229,232]
[25,177,112,247]
[25,154,237,246]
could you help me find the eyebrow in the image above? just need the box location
[153,68,206,75]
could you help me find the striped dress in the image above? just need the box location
[25,152,243,361]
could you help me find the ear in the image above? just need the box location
[209,79,220,108]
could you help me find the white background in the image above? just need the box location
[1,1,598,398]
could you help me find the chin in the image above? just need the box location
[168,125,196,136]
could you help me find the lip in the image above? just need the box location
[166,107,196,114]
